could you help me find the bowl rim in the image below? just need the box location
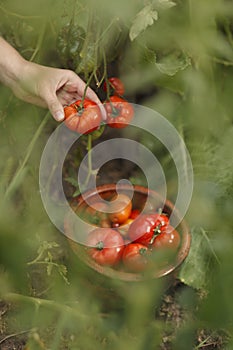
[67,184,191,281]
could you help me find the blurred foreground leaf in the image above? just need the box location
[153,0,176,10]
[129,4,158,41]
[178,227,220,290]
[155,51,191,76]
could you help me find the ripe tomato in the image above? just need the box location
[86,228,124,266]
[103,77,125,96]
[108,193,132,225]
[104,96,134,128]
[130,209,140,220]
[151,225,180,251]
[64,99,102,134]
[122,243,149,272]
[128,213,169,246]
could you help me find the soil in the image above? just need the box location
[0,282,228,349]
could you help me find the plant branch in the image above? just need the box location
[4,112,50,199]
[3,292,88,320]
[0,329,36,345]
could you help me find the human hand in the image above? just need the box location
[12,61,106,121]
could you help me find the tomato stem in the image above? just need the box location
[149,225,162,245]
[83,133,93,188]
[139,248,147,256]
[81,70,95,108]
[103,51,111,100]
[157,208,163,215]
[95,241,104,250]
[110,103,119,117]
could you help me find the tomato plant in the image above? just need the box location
[122,243,149,272]
[64,99,102,134]
[103,77,125,96]
[56,22,85,71]
[86,228,124,266]
[108,193,132,224]
[128,213,169,246]
[104,96,134,128]
[151,225,180,251]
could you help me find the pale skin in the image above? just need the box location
[0,37,105,121]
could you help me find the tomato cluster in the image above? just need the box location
[81,194,181,272]
[63,77,134,134]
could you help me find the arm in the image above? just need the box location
[0,37,105,121]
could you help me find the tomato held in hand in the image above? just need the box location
[103,77,125,96]
[104,96,134,128]
[86,228,124,266]
[128,213,169,246]
[151,225,180,251]
[122,243,149,272]
[64,99,102,134]
[108,193,132,225]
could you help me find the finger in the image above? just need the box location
[46,93,65,122]
[57,89,81,105]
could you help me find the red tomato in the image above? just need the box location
[104,96,134,128]
[128,213,169,246]
[64,99,102,134]
[86,228,124,266]
[122,243,149,272]
[108,193,132,224]
[151,225,180,251]
[103,77,125,96]
[130,209,140,220]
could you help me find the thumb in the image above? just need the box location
[46,94,65,122]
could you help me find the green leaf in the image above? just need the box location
[72,188,81,198]
[129,5,158,41]
[47,251,53,262]
[178,227,220,290]
[58,264,70,285]
[152,0,176,10]
[64,177,79,187]
[155,51,191,76]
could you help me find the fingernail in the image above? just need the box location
[54,111,64,122]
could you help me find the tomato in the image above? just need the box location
[130,209,140,220]
[108,193,132,224]
[83,201,110,227]
[122,243,149,272]
[128,213,169,246]
[64,99,102,134]
[86,228,124,266]
[104,96,134,128]
[103,77,125,96]
[151,225,180,251]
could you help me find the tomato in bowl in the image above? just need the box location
[65,184,191,282]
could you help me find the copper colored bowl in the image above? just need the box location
[66,184,191,282]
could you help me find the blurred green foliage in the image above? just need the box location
[0,0,233,349]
